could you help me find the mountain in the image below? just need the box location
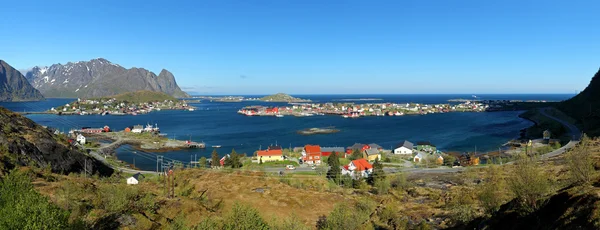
[558,67,600,136]
[23,58,190,98]
[0,106,113,176]
[0,60,44,101]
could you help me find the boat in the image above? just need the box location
[342,115,349,118]
[275,114,284,118]
[188,108,195,111]
[212,145,222,148]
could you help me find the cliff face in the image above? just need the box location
[0,107,113,176]
[559,68,600,136]
[0,60,44,101]
[23,58,189,98]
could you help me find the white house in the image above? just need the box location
[413,152,425,162]
[131,125,144,133]
[394,140,414,155]
[76,134,86,145]
[341,159,373,179]
[127,173,143,185]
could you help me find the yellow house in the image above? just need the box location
[256,149,284,162]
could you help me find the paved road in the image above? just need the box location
[538,107,581,160]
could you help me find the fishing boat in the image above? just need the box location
[188,108,195,111]
[212,145,222,148]
[275,114,284,118]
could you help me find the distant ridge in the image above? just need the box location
[23,58,189,98]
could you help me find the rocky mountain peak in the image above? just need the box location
[0,60,44,101]
[23,59,189,98]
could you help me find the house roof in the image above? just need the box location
[416,141,435,147]
[414,152,425,158]
[368,143,383,149]
[365,148,379,155]
[257,149,283,157]
[304,145,321,154]
[348,143,366,150]
[131,172,144,181]
[133,125,143,129]
[321,147,345,153]
[268,145,282,150]
[350,159,373,171]
[396,140,414,149]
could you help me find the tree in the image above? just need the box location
[369,158,385,185]
[443,154,457,166]
[326,152,341,183]
[199,157,207,168]
[349,149,362,160]
[211,149,220,168]
[229,149,242,168]
[566,134,596,185]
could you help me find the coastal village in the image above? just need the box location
[50,97,195,116]
[236,99,535,117]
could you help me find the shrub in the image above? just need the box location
[448,187,477,224]
[374,177,391,195]
[390,172,411,191]
[271,214,310,230]
[477,166,508,216]
[318,202,371,230]
[0,170,72,229]
[508,155,551,213]
[566,134,596,185]
[223,202,269,230]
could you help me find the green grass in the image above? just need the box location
[103,90,177,103]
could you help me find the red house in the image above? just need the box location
[265,107,279,114]
[302,145,322,165]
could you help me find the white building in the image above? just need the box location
[127,173,143,185]
[394,140,414,155]
[131,125,144,133]
[76,134,86,145]
[341,159,373,179]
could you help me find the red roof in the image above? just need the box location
[350,159,373,171]
[304,145,321,154]
[257,149,283,157]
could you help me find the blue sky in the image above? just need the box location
[1,0,599,94]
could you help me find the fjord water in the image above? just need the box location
[0,94,573,171]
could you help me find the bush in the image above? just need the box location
[566,135,596,185]
[374,177,391,195]
[271,214,310,230]
[508,155,551,213]
[223,202,269,230]
[448,187,477,224]
[318,202,371,229]
[477,166,508,216]
[390,172,411,191]
[0,170,72,229]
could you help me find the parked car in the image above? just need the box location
[286,165,296,170]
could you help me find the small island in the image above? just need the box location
[260,93,311,102]
[49,90,196,116]
[297,127,340,135]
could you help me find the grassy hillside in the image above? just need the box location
[260,93,310,102]
[558,68,600,136]
[100,90,178,103]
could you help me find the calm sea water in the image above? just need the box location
[0,94,574,171]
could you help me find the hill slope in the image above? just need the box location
[101,90,178,103]
[558,68,600,136]
[0,107,113,176]
[0,60,44,101]
[23,58,189,98]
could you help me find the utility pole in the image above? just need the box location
[84,158,87,178]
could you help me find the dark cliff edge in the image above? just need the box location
[0,60,45,101]
[0,106,113,176]
[558,68,600,136]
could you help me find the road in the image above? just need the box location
[538,107,581,160]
